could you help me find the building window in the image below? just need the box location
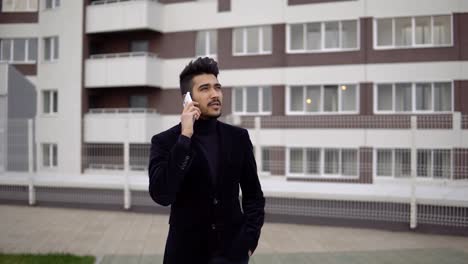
[375,15,452,48]
[196,30,217,57]
[417,149,452,179]
[0,38,37,63]
[129,95,148,108]
[1,0,38,12]
[261,147,270,173]
[233,26,272,55]
[233,86,271,115]
[288,20,358,52]
[375,82,452,113]
[375,149,411,178]
[288,84,358,114]
[288,148,358,177]
[43,36,59,61]
[42,143,57,168]
[43,90,58,114]
[45,0,60,9]
[130,40,149,53]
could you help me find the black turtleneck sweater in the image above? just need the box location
[180,118,219,186]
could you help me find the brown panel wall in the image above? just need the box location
[258,115,411,129]
[270,146,285,176]
[221,87,232,115]
[158,0,195,3]
[218,0,230,12]
[453,148,468,180]
[416,114,453,129]
[272,85,285,116]
[0,12,38,23]
[154,89,183,114]
[359,82,373,115]
[88,87,160,109]
[88,31,162,56]
[454,80,468,114]
[288,0,355,5]
[13,64,36,76]
[359,147,373,184]
[458,13,468,60]
[88,30,195,59]
[159,31,196,59]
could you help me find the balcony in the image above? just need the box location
[85,52,162,88]
[84,108,167,143]
[86,0,163,33]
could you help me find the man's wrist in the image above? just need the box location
[181,130,193,138]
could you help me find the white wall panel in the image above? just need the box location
[0,25,39,38]
[250,129,468,148]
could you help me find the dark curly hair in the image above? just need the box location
[179,57,219,95]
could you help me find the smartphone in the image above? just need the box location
[183,92,192,107]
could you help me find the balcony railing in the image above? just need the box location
[85,52,162,87]
[86,0,163,33]
[89,52,158,60]
[90,0,158,5]
[88,108,158,114]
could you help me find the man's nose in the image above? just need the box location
[210,87,221,98]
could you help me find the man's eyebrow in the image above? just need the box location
[198,83,210,89]
[198,83,222,89]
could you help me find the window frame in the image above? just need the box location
[416,148,453,180]
[195,30,217,57]
[373,81,454,114]
[1,0,38,12]
[286,84,360,115]
[42,90,58,115]
[286,19,360,54]
[260,147,271,174]
[0,38,37,64]
[373,14,453,50]
[286,147,359,179]
[41,143,58,169]
[374,148,412,179]
[374,148,453,180]
[232,26,272,56]
[232,86,272,115]
[44,0,60,10]
[43,36,59,62]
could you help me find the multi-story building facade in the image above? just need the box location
[1,0,467,229]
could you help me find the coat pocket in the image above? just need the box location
[225,224,250,261]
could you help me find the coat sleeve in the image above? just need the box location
[148,134,193,206]
[239,129,265,254]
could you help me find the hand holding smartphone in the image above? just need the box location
[183,92,192,108]
[181,92,199,138]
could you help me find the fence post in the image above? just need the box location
[254,117,261,172]
[410,116,417,229]
[123,142,131,210]
[27,119,36,205]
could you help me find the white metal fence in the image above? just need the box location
[0,114,467,231]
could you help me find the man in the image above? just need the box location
[148,57,265,264]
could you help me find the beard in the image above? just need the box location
[201,110,222,119]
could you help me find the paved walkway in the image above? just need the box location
[1,205,468,264]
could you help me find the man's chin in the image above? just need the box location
[203,111,222,119]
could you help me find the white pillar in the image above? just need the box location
[28,119,36,205]
[410,116,417,229]
[254,117,261,173]
[123,141,131,210]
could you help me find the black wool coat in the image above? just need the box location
[148,121,265,264]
